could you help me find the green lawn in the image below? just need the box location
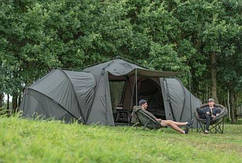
[0,116,241,163]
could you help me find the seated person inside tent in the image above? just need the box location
[197,98,221,134]
[132,99,193,134]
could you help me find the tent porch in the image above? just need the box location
[109,73,166,125]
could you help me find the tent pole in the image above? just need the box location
[135,69,138,106]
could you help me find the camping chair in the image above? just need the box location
[115,108,132,125]
[195,104,227,134]
[132,106,162,129]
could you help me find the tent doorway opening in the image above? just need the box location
[134,79,166,120]
[109,75,166,125]
[109,78,131,125]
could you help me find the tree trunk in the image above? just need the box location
[12,93,18,113]
[230,91,236,123]
[206,83,209,102]
[18,93,21,107]
[0,93,3,108]
[211,53,218,103]
[7,94,9,110]
[234,93,238,122]
[227,89,231,121]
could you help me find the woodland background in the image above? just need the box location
[0,0,241,122]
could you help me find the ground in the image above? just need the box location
[0,116,241,163]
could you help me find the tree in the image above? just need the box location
[0,0,241,122]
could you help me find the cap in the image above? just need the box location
[208,98,215,102]
[139,99,147,106]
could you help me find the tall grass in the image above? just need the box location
[0,116,241,162]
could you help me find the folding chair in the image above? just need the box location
[115,109,132,125]
[195,104,227,134]
[132,106,162,129]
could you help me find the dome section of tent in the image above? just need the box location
[84,59,143,76]
[21,69,96,123]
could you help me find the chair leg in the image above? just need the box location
[132,122,140,127]
[209,119,225,134]
[196,120,205,133]
[200,122,206,133]
[143,122,149,129]
[196,117,225,134]
[221,118,225,134]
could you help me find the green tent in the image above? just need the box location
[20,59,201,127]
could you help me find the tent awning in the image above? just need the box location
[128,68,178,77]
[108,68,178,80]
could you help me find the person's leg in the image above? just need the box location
[205,113,211,132]
[199,114,206,119]
[161,120,185,134]
[166,120,188,126]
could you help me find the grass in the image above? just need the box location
[0,116,241,163]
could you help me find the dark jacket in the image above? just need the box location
[198,106,221,116]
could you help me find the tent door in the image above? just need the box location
[109,79,131,125]
[134,78,166,120]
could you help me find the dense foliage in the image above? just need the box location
[0,0,241,121]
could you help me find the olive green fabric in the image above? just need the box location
[134,107,162,129]
[21,59,202,127]
[20,69,96,123]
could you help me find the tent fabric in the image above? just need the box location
[63,70,96,121]
[84,59,177,77]
[21,89,75,122]
[21,69,96,123]
[86,71,114,125]
[83,59,143,76]
[160,78,202,127]
[127,69,178,78]
[21,59,202,127]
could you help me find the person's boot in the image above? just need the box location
[184,126,189,134]
[187,119,194,128]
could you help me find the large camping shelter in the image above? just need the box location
[20,59,201,127]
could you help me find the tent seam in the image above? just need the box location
[175,78,187,121]
[60,70,86,123]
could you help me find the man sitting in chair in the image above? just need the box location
[197,98,221,134]
[133,99,192,134]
